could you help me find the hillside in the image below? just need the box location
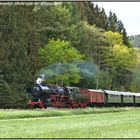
[129,35,140,48]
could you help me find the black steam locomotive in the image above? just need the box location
[27,76,89,109]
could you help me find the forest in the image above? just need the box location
[130,35,140,48]
[0,2,139,108]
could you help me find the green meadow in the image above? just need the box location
[0,107,140,138]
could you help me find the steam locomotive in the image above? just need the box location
[27,75,140,109]
[27,74,89,108]
[27,84,89,108]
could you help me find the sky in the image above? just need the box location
[94,2,140,36]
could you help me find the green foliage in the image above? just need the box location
[38,39,84,85]
[97,70,110,89]
[78,2,108,29]
[77,2,130,47]
[129,35,140,48]
[38,39,83,65]
[0,73,13,109]
[107,11,118,32]
[130,48,140,92]
[104,31,123,46]
[38,2,81,47]
[73,61,98,88]
[41,63,81,85]
[104,31,136,90]
[0,3,41,89]
[77,22,108,66]
[106,11,130,47]
[0,72,29,109]
[112,45,136,68]
[130,69,140,92]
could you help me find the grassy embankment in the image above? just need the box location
[0,107,140,138]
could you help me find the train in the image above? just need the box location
[27,76,140,109]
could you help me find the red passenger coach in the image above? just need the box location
[80,89,105,107]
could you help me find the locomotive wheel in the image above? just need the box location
[79,102,87,108]
[67,102,74,108]
[71,102,79,108]
[44,105,47,109]
[67,104,72,109]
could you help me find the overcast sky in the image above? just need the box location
[94,2,140,36]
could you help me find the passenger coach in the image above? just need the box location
[80,89,140,107]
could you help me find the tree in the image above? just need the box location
[72,61,98,88]
[75,22,110,89]
[129,35,140,48]
[130,69,140,92]
[38,39,83,65]
[0,71,13,108]
[40,63,81,85]
[0,3,41,90]
[106,11,130,47]
[0,70,29,109]
[104,31,123,46]
[104,31,136,90]
[37,2,82,48]
[77,2,108,29]
[130,48,140,92]
[107,11,118,32]
[38,39,84,85]
[77,22,109,69]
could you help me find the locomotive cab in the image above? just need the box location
[66,86,89,102]
[65,86,80,94]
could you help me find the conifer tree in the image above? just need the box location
[107,11,118,32]
[0,71,13,109]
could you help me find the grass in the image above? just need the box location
[0,107,140,138]
[0,107,129,120]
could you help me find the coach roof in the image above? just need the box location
[88,89,103,93]
[104,90,122,95]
